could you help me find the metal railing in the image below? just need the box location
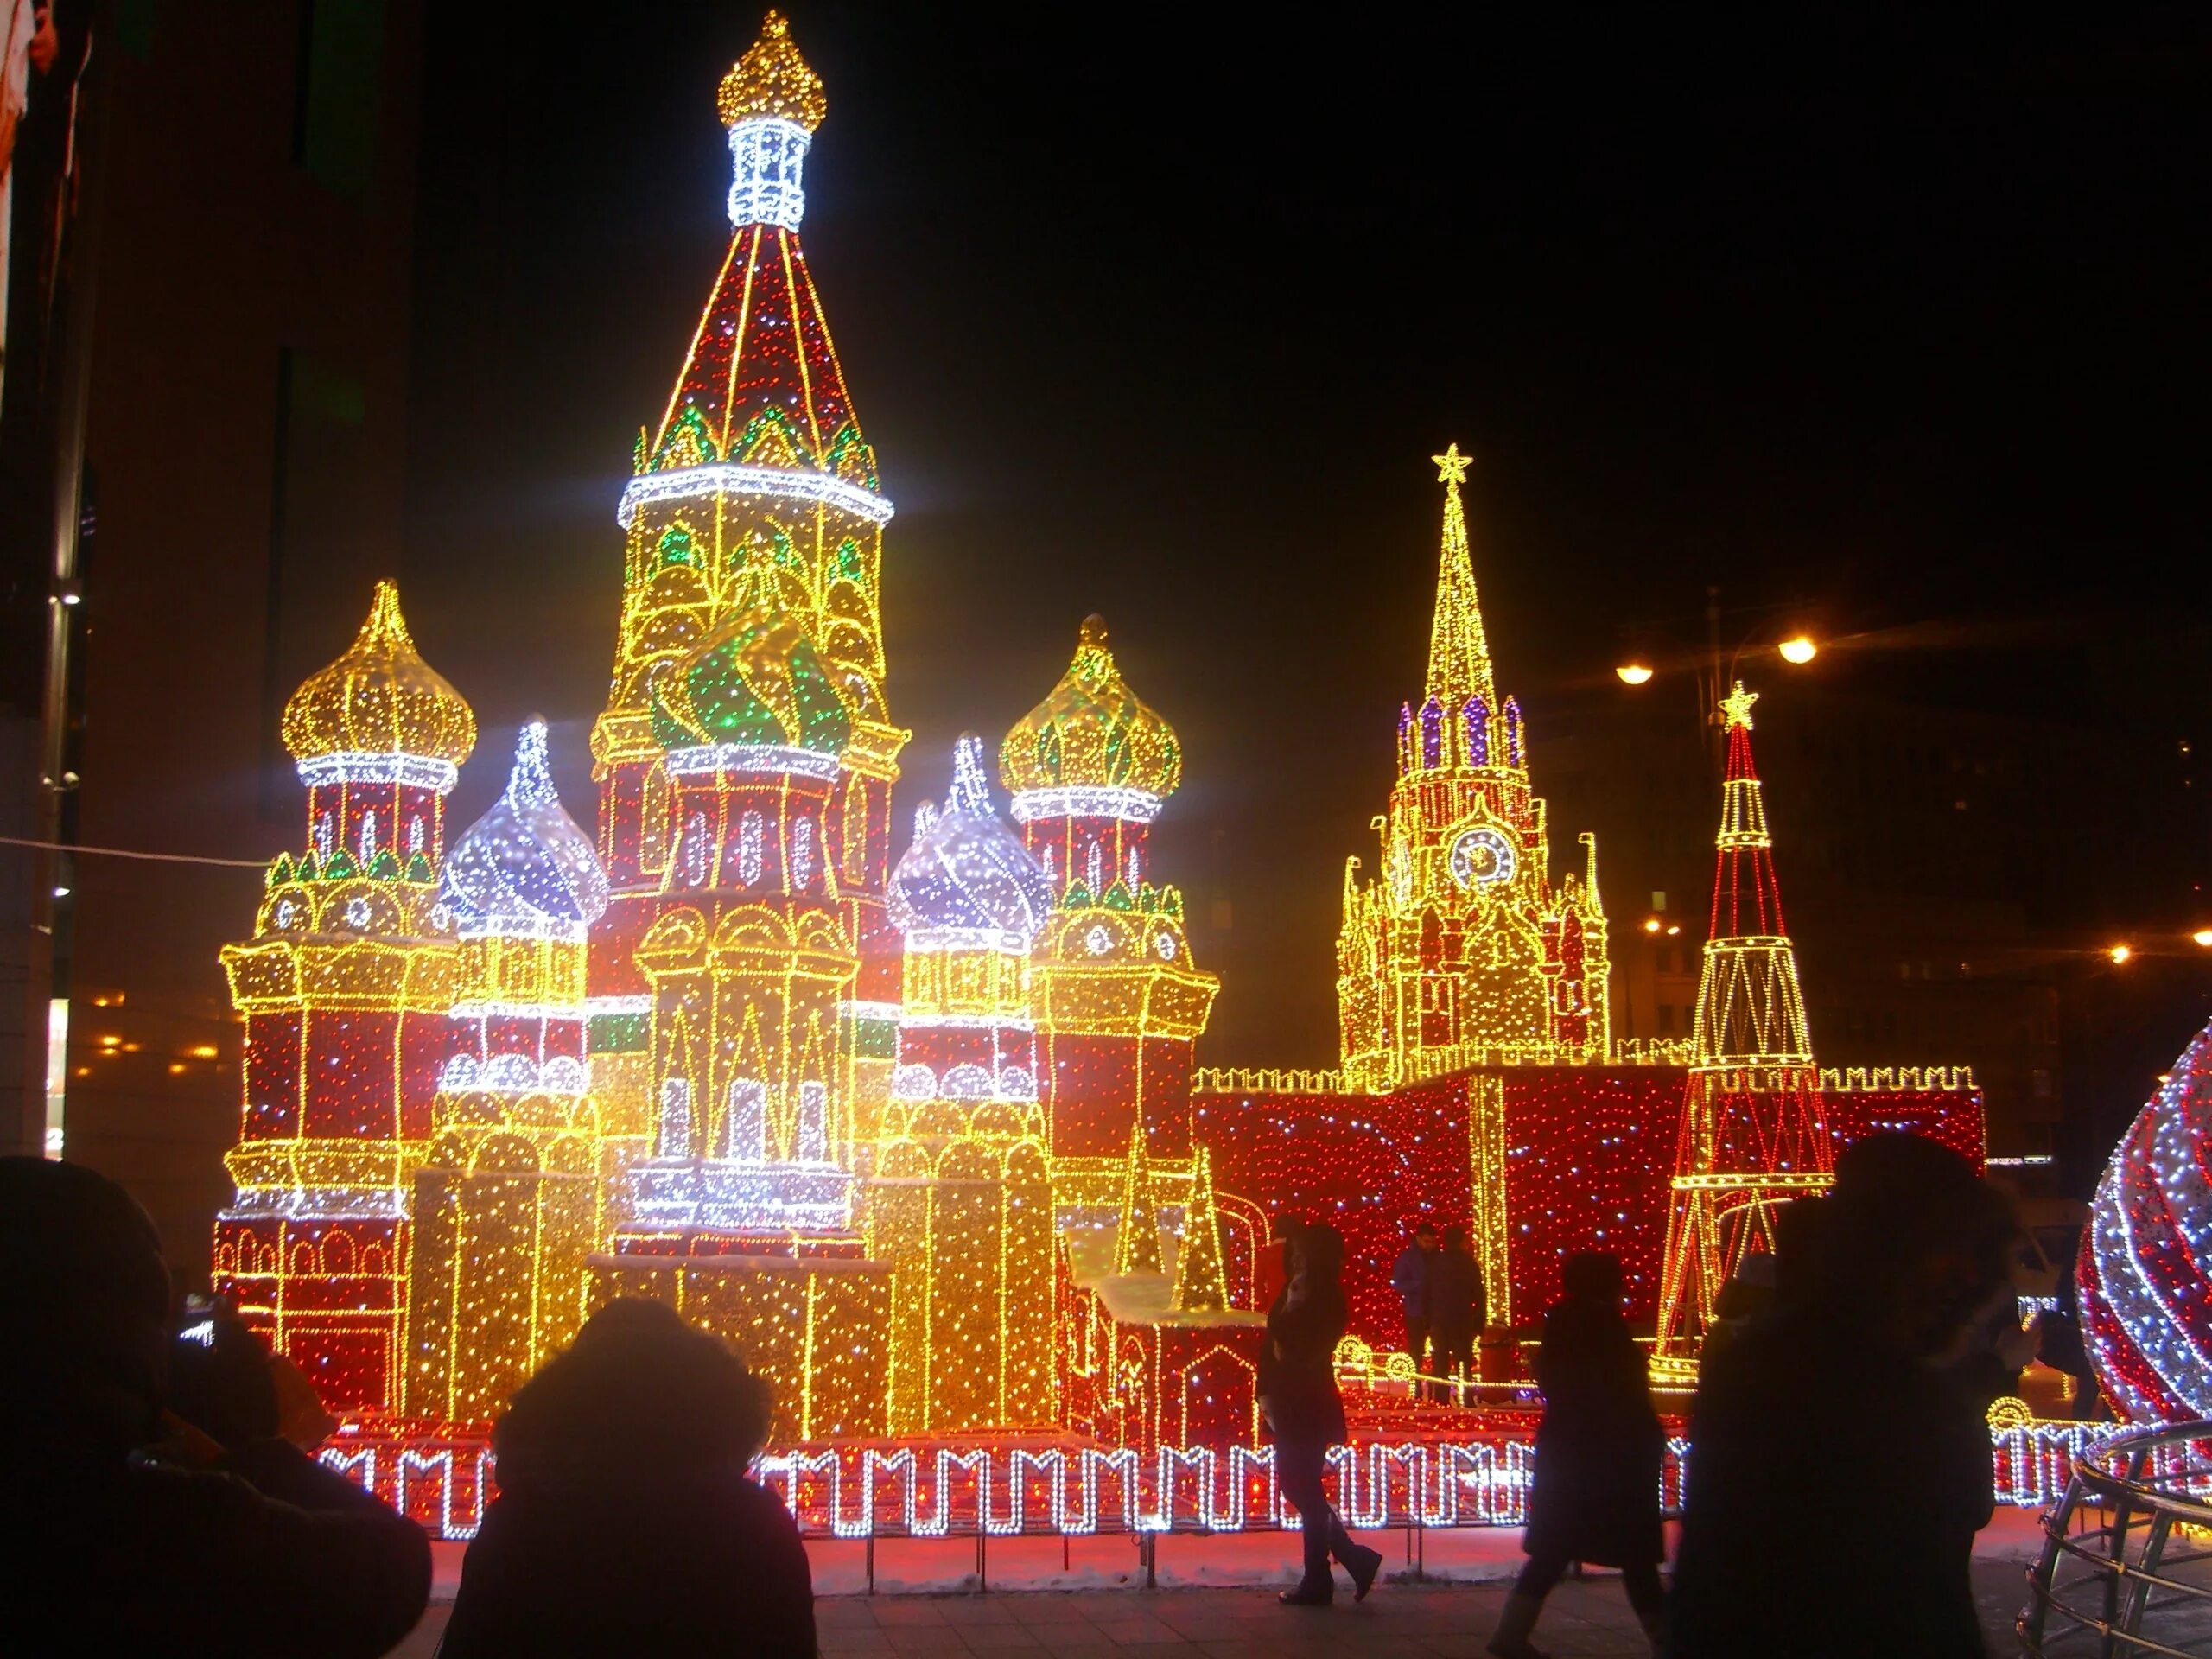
[2021,1420,2212,1656]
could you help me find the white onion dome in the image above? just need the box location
[888,734,1053,946]
[440,721,612,940]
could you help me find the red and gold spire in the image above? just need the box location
[633,10,875,493]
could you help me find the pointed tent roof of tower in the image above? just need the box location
[645,14,874,489]
[1170,1147,1231,1313]
[1113,1115,1165,1278]
[1423,443,1497,715]
[441,721,613,937]
[282,580,476,767]
[1692,681,1812,1066]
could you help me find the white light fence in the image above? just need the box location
[320,1421,2114,1542]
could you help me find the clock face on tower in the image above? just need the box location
[1448,825,1517,890]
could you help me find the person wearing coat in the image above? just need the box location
[1389,1220,1440,1382]
[1259,1222,1385,1606]
[438,1297,817,1658]
[1489,1251,1667,1659]
[1431,1224,1488,1404]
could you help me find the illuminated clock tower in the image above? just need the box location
[1337,446,1611,1092]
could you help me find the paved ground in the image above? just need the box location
[392,1558,2037,1656]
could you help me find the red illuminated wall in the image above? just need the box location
[1202,1070,1986,1343]
[1198,1076,1471,1346]
[1499,1069,1684,1326]
[1826,1088,1986,1172]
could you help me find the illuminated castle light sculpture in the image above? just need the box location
[207,16,1985,1513]
[871,735,1058,1432]
[404,721,611,1423]
[213,581,475,1409]
[1648,683,1834,1386]
[1337,444,1610,1093]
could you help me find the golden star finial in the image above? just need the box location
[1433,442,1471,486]
[1719,681,1759,730]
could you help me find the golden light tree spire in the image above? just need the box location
[1114,1114,1164,1277]
[1170,1147,1231,1313]
[1423,443,1497,714]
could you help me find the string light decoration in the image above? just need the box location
[1338,448,1610,1098]
[580,12,906,1442]
[314,1416,2094,1543]
[201,17,1988,1484]
[591,8,906,1183]
[2078,1020,2212,1423]
[1649,685,1833,1387]
[405,724,613,1425]
[869,737,1058,1433]
[213,583,473,1410]
[1001,616,1217,1166]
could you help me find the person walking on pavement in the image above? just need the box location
[1389,1219,1440,1392]
[1261,1222,1385,1606]
[1489,1251,1668,1659]
[1432,1224,1487,1405]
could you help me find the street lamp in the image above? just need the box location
[1778,635,1818,665]
[2193,928,2212,948]
[1616,663,1655,686]
[2110,944,2133,965]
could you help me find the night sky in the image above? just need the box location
[397,4,2209,1064]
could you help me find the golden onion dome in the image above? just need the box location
[718,10,826,134]
[281,581,476,767]
[999,615,1182,802]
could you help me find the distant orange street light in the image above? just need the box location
[2110,944,2133,965]
[2193,928,2212,948]
[1617,663,1655,686]
[1778,636,1818,665]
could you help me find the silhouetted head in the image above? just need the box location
[0,1157,172,1457]
[1414,1220,1439,1250]
[1824,1132,2016,1356]
[494,1299,774,1489]
[1561,1251,1625,1306]
[1300,1223,1347,1287]
[1442,1224,1467,1253]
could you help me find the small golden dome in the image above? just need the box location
[718,10,827,134]
[282,581,476,767]
[1000,615,1182,801]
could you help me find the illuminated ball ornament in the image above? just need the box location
[2079,1020,2212,1423]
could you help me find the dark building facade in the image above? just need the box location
[41,0,423,1273]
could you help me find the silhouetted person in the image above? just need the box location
[439,1296,816,1657]
[2037,1257,2102,1421]
[1673,1134,2022,1658]
[0,1157,430,1659]
[1432,1224,1487,1404]
[1389,1219,1440,1387]
[1489,1251,1667,1658]
[1696,1250,1774,1374]
[1261,1222,1384,1605]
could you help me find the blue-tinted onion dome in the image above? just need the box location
[440,721,612,938]
[888,735,1054,944]
[651,605,851,756]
